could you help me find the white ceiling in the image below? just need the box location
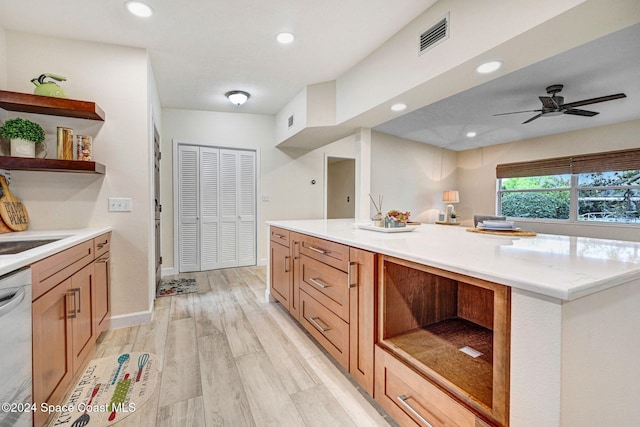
[374,23,640,151]
[0,0,436,114]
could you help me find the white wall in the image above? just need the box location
[161,109,362,269]
[336,0,585,123]
[457,119,640,241]
[370,131,457,223]
[5,31,153,320]
[0,24,6,89]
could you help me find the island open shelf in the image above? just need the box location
[378,256,510,426]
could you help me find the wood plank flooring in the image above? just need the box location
[91,266,396,427]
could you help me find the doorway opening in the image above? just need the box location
[326,156,356,219]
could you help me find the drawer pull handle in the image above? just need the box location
[73,288,81,314]
[309,277,329,289]
[397,395,435,427]
[307,245,329,255]
[97,240,108,249]
[67,290,77,319]
[309,316,330,332]
[96,256,110,263]
[347,261,357,288]
[274,233,285,239]
[284,256,290,273]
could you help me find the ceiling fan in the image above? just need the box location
[494,84,627,124]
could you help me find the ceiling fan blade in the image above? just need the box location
[563,109,599,117]
[493,109,542,116]
[562,93,626,108]
[522,114,542,124]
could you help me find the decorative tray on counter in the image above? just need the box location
[356,222,421,233]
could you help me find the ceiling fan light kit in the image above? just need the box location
[494,84,627,124]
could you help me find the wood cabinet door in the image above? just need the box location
[32,278,73,427]
[289,235,301,320]
[70,263,96,373]
[270,241,291,309]
[93,252,110,335]
[349,247,376,396]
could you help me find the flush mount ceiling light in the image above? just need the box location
[124,0,153,17]
[225,90,250,105]
[276,32,295,44]
[476,60,503,74]
[466,131,477,138]
[390,103,407,112]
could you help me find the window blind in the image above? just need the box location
[496,148,640,178]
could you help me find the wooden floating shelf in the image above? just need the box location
[0,157,105,174]
[0,90,105,121]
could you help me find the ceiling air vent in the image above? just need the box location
[419,13,449,55]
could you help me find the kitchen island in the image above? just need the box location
[267,219,640,427]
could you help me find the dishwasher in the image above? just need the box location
[0,267,32,427]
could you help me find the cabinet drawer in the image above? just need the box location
[299,234,349,272]
[375,346,480,427]
[94,232,111,258]
[32,240,94,300]
[300,290,349,369]
[270,226,290,247]
[300,254,349,322]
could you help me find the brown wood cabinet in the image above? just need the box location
[270,227,292,309]
[268,226,376,396]
[31,234,112,427]
[93,232,111,335]
[377,256,510,427]
[348,247,376,396]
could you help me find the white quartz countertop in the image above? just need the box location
[267,219,640,301]
[0,227,112,277]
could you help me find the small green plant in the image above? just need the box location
[449,211,457,219]
[0,118,46,143]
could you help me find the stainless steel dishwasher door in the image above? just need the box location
[0,267,32,427]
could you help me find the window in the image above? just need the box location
[496,149,640,224]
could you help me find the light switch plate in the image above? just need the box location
[108,197,132,212]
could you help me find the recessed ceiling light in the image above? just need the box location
[276,32,295,44]
[476,60,503,74]
[390,103,407,112]
[125,1,153,17]
[466,131,477,138]
[225,90,250,105]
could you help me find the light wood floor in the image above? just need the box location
[92,266,396,427]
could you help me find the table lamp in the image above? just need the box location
[442,190,459,222]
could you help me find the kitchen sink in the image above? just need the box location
[0,239,60,255]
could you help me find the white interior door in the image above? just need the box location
[200,147,219,271]
[178,145,200,272]
[238,150,256,266]
[178,145,256,272]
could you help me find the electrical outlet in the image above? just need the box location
[108,198,132,212]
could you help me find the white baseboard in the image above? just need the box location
[161,266,177,277]
[108,309,153,329]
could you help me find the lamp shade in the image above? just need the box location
[442,190,459,203]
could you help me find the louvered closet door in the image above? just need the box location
[178,145,256,272]
[200,147,220,270]
[238,150,256,266]
[178,145,200,272]
[217,149,256,268]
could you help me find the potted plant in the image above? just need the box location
[0,118,46,158]
[449,211,457,223]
